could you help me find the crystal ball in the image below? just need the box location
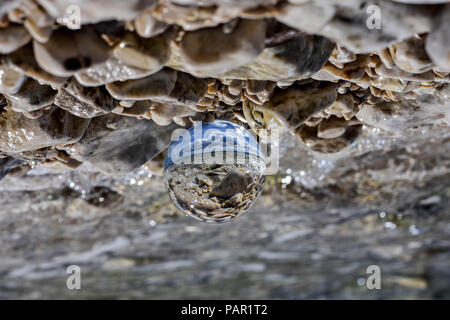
[163,120,265,223]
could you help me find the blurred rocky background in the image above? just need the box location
[0,0,449,299]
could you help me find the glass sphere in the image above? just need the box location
[163,120,265,223]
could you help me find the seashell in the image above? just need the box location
[33,26,111,77]
[206,80,219,97]
[434,69,449,78]
[7,6,25,24]
[54,78,118,118]
[0,0,448,173]
[0,105,90,153]
[0,24,31,54]
[178,19,266,77]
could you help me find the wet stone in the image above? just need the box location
[54,78,118,118]
[221,34,335,81]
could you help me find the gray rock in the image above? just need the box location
[0,105,90,153]
[106,68,177,100]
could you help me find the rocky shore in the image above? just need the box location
[0,0,449,299]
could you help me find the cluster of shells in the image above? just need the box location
[0,0,449,177]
